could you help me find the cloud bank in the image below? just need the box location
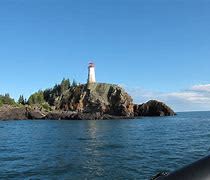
[126,84,210,112]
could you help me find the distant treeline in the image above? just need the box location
[0,78,78,110]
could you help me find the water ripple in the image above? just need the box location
[0,112,210,179]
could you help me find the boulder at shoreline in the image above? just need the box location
[0,105,46,120]
[134,100,176,117]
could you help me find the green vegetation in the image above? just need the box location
[27,91,52,111]
[27,78,72,110]
[28,91,45,105]
[18,95,27,105]
[61,78,71,92]
[41,102,52,111]
[72,79,77,87]
[0,78,77,110]
[43,78,71,106]
[0,94,17,107]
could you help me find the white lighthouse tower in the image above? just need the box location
[87,62,96,84]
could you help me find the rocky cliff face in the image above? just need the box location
[55,83,134,117]
[134,100,176,117]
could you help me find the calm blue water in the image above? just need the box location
[1,112,210,180]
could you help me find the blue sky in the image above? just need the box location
[0,0,210,111]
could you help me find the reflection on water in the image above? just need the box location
[1,112,210,179]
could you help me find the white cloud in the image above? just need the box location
[164,92,210,103]
[191,84,210,93]
[125,84,210,112]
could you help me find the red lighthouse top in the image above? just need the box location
[88,62,95,68]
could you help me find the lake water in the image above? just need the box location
[1,112,210,180]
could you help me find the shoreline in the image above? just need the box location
[0,104,175,121]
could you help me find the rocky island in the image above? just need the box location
[0,82,175,120]
[0,63,175,120]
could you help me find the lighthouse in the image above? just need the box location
[87,62,96,84]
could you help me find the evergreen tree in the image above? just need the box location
[5,93,10,98]
[30,78,78,107]
[61,78,71,93]
[72,79,77,87]
[18,95,25,105]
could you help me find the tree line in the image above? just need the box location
[0,78,77,108]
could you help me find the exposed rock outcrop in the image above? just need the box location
[134,100,176,117]
[27,109,47,119]
[0,105,28,120]
[46,111,135,120]
[0,105,46,120]
[56,83,134,117]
